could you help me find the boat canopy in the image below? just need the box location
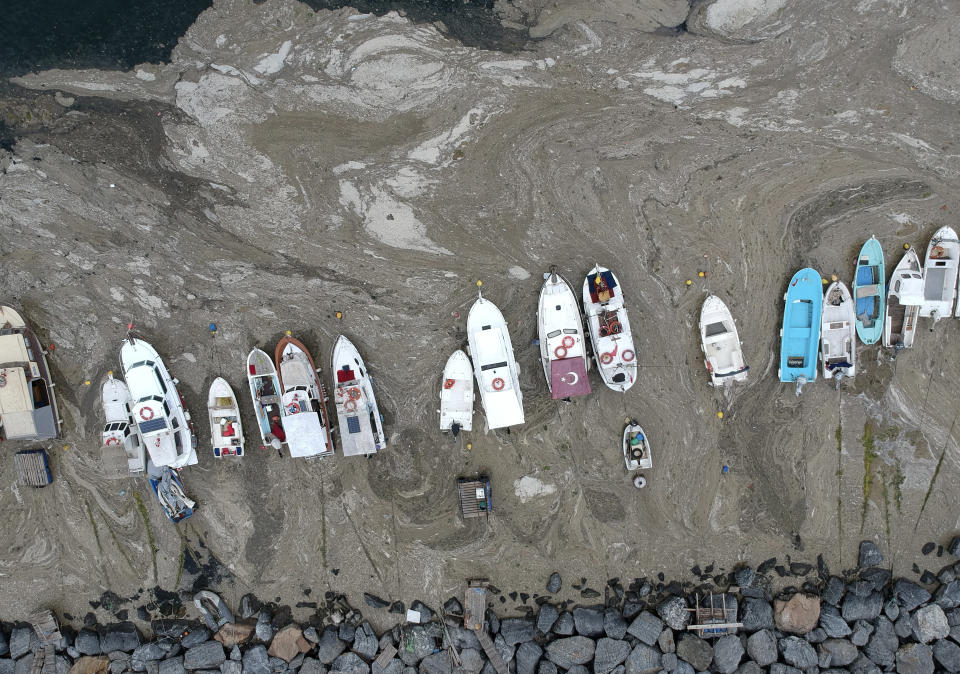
[283,412,328,458]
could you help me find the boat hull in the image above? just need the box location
[779,268,823,386]
[331,335,387,456]
[467,295,524,429]
[622,422,652,471]
[884,248,923,349]
[208,377,244,457]
[538,272,591,399]
[821,282,856,380]
[582,266,637,392]
[440,350,474,432]
[276,336,334,458]
[699,295,748,386]
[920,226,960,320]
[852,237,885,345]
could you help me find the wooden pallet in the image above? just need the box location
[16,450,52,487]
[457,477,491,519]
[463,580,487,631]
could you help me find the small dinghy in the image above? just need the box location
[582,265,637,392]
[821,281,856,383]
[884,248,923,349]
[331,335,387,456]
[467,293,524,430]
[120,337,198,468]
[779,268,823,394]
[920,225,960,324]
[147,460,195,523]
[852,237,885,345]
[208,377,244,458]
[276,335,333,458]
[538,269,591,400]
[698,296,748,386]
[101,373,146,475]
[622,420,652,471]
[247,348,285,449]
[0,304,62,441]
[439,350,474,436]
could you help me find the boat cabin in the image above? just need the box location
[0,332,59,441]
[335,366,382,456]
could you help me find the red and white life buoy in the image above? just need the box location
[348,387,361,401]
[344,399,357,412]
[554,345,568,359]
[562,335,575,348]
[599,325,610,337]
[622,349,635,362]
[288,401,300,414]
[105,436,120,446]
[492,377,505,391]
[600,352,614,365]
[443,378,455,389]
[139,406,154,421]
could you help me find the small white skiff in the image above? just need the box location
[467,293,524,430]
[331,335,387,456]
[623,421,652,471]
[101,372,146,475]
[277,336,333,458]
[208,377,244,458]
[884,248,923,349]
[120,338,198,469]
[538,270,591,400]
[921,226,960,323]
[246,348,285,448]
[583,266,637,392]
[698,296,748,386]
[821,282,856,382]
[439,350,474,435]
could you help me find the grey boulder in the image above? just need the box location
[842,592,882,622]
[859,541,883,568]
[912,604,950,643]
[818,639,858,667]
[184,642,225,671]
[933,639,960,673]
[675,634,712,672]
[544,637,595,669]
[315,628,346,665]
[551,613,574,636]
[741,599,774,631]
[603,609,627,640]
[746,629,777,667]
[626,613,662,646]
[536,605,558,634]
[594,639,631,674]
[572,608,604,638]
[515,642,541,674]
[242,645,270,674]
[657,597,689,631]
[499,619,535,647]
[818,606,851,638]
[711,635,743,674]
[417,652,449,674]
[893,580,931,611]
[624,643,661,674]
[779,636,817,669]
[896,643,934,674]
[158,657,186,674]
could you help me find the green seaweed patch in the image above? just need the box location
[134,491,159,582]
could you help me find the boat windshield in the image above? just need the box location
[481,361,508,371]
[137,395,164,404]
[547,330,561,338]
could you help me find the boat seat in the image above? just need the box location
[855,284,879,298]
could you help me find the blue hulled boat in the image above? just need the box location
[780,268,823,394]
[853,237,885,345]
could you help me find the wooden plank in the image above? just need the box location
[373,644,397,668]
[474,629,508,674]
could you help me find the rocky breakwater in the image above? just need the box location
[2,539,960,674]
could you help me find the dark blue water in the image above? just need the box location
[0,0,523,79]
[0,0,213,77]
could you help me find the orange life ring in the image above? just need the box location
[932,245,946,259]
[622,349,635,362]
[288,402,300,414]
[609,321,622,334]
[139,406,154,421]
[443,379,455,389]
[599,325,610,337]
[348,387,361,401]
[554,345,568,359]
[492,377,505,391]
[562,335,575,348]
[600,352,614,365]
[105,436,120,446]
[344,399,357,412]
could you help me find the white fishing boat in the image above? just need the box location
[246,348,285,449]
[439,350,474,436]
[698,296,748,386]
[119,337,198,468]
[207,377,244,458]
[884,248,923,349]
[920,226,960,323]
[101,372,146,475]
[622,420,652,471]
[821,282,856,382]
[538,270,591,400]
[276,336,333,458]
[0,304,62,441]
[467,293,524,430]
[582,265,637,392]
[331,335,387,456]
